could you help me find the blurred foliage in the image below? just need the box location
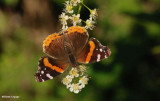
[0,0,160,101]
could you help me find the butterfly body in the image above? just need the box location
[35,26,111,82]
[63,34,78,67]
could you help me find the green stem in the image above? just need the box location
[82,20,86,24]
[81,1,91,11]
[81,0,84,3]
[78,4,82,14]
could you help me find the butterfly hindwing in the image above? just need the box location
[35,56,69,82]
[77,37,111,63]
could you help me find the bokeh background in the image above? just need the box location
[0,0,160,101]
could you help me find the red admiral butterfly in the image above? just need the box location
[35,26,111,82]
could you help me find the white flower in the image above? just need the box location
[79,76,89,86]
[66,83,72,89]
[62,25,68,31]
[79,84,85,89]
[62,75,72,85]
[69,68,79,77]
[85,18,95,30]
[62,66,89,93]
[64,1,73,13]
[69,83,81,93]
[70,14,82,26]
[59,12,69,25]
[79,65,87,72]
[70,0,81,6]
[90,9,98,20]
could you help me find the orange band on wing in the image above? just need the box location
[43,58,63,73]
[43,33,61,47]
[85,41,95,63]
[67,26,86,34]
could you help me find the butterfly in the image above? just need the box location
[35,26,111,82]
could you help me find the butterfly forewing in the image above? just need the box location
[65,26,89,56]
[43,33,67,60]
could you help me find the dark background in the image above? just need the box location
[0,0,160,101]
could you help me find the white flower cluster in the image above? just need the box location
[59,0,98,94]
[59,0,98,31]
[62,65,89,94]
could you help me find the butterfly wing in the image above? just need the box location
[44,26,89,60]
[65,26,89,57]
[77,37,111,63]
[35,56,69,82]
[43,33,68,60]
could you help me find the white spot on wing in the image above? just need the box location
[105,55,107,58]
[100,48,103,52]
[97,54,101,62]
[46,73,53,79]
[41,71,44,74]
